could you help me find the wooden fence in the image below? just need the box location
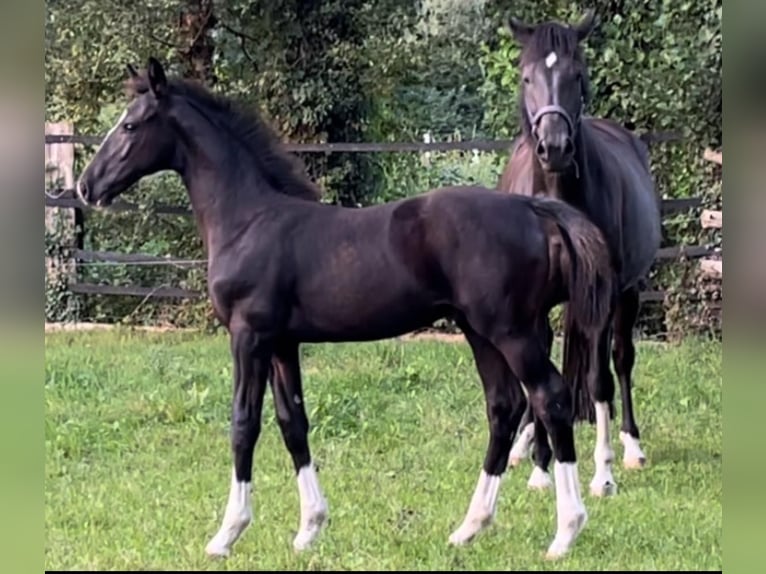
[699,147,723,281]
[44,126,721,313]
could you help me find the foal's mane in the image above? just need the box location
[126,72,323,202]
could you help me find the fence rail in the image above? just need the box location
[44,129,683,152]
[45,124,720,328]
[46,189,704,217]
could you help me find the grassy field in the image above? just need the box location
[45,329,722,571]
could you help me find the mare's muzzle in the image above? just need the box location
[530,104,577,171]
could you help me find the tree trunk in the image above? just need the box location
[179,0,218,84]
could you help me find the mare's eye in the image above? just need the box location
[123,122,136,132]
[523,76,531,84]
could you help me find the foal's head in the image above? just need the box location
[77,58,178,207]
[508,9,598,173]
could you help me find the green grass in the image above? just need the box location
[45,329,722,570]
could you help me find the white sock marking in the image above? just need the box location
[545,51,558,68]
[509,422,535,466]
[293,462,329,551]
[620,431,647,469]
[546,461,587,559]
[527,465,553,490]
[589,402,617,497]
[205,466,253,557]
[449,470,502,545]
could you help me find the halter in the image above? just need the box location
[527,100,585,178]
[529,104,576,136]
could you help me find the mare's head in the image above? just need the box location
[508,9,598,172]
[77,58,178,207]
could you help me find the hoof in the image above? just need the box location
[205,541,232,559]
[589,480,617,497]
[293,508,328,551]
[620,432,647,469]
[448,515,492,546]
[545,510,588,560]
[508,455,524,468]
[527,466,553,491]
[623,456,647,470]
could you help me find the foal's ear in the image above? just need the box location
[147,56,168,98]
[506,15,535,44]
[573,8,598,42]
[126,63,139,78]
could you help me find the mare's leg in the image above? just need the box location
[270,340,328,551]
[526,316,554,491]
[509,315,552,472]
[205,324,271,558]
[508,403,535,467]
[493,331,587,559]
[588,325,618,497]
[449,324,527,545]
[612,287,647,469]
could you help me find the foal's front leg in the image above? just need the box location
[205,325,270,558]
[270,341,328,551]
[449,325,526,546]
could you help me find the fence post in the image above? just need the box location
[45,121,78,293]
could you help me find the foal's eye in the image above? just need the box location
[523,76,531,84]
[123,122,136,132]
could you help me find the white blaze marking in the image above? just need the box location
[205,466,253,557]
[509,421,534,466]
[293,462,329,551]
[589,402,617,496]
[546,461,588,559]
[448,470,501,545]
[96,108,128,155]
[545,51,558,68]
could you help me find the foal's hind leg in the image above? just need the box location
[449,325,527,546]
[525,316,554,491]
[270,340,328,551]
[494,332,587,559]
[612,287,647,469]
[509,316,553,474]
[206,325,270,558]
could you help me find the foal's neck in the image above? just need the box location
[175,136,286,256]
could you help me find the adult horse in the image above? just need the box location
[497,10,662,496]
[76,58,616,560]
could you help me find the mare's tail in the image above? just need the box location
[529,198,617,423]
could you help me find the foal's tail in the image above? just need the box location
[529,198,617,423]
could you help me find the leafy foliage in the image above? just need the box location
[44,0,721,337]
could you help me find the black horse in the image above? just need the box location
[76,58,616,560]
[496,10,661,496]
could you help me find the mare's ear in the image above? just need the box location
[126,63,139,78]
[147,56,168,99]
[573,8,598,42]
[507,15,535,44]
